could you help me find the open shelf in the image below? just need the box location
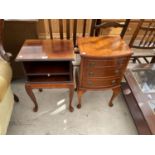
[23,61,70,75]
[27,75,71,83]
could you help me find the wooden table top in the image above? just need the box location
[16,39,75,61]
[78,36,132,58]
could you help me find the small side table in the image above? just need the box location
[16,39,75,112]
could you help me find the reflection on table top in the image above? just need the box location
[124,63,155,134]
[131,64,155,93]
[16,39,75,61]
[78,36,132,57]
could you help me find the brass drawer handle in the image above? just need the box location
[88,81,93,85]
[115,70,119,74]
[117,61,122,65]
[117,58,125,64]
[88,72,94,76]
[89,62,96,67]
[112,80,116,84]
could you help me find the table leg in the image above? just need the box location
[108,87,121,107]
[132,58,137,63]
[25,84,38,112]
[77,89,86,109]
[14,94,19,102]
[39,88,43,92]
[151,56,155,63]
[69,86,74,112]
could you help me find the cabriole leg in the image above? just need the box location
[77,89,85,109]
[69,86,74,112]
[14,94,19,102]
[25,84,38,112]
[109,87,121,107]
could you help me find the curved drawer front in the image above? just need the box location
[86,58,128,68]
[86,67,125,78]
[82,77,121,88]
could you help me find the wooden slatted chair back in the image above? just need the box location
[47,19,89,47]
[129,19,155,63]
[90,19,130,38]
[129,19,155,49]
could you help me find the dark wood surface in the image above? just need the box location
[16,39,75,112]
[23,61,70,75]
[76,36,132,109]
[82,19,87,37]
[16,39,75,61]
[121,82,152,135]
[73,19,77,46]
[59,19,63,39]
[124,64,155,134]
[48,19,53,39]
[66,19,70,39]
[0,19,19,102]
[3,20,38,78]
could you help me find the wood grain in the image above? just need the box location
[16,39,75,61]
[76,36,132,108]
[78,36,132,57]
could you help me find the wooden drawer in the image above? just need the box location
[82,77,121,88]
[86,58,128,68]
[85,66,125,78]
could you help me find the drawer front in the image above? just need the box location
[86,58,128,68]
[86,67,125,78]
[82,77,121,88]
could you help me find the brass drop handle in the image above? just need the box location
[117,58,124,65]
[115,70,119,74]
[89,62,96,67]
[88,81,93,85]
[112,80,116,85]
[88,72,94,76]
[117,61,122,65]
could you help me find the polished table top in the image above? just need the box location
[78,36,132,57]
[16,39,75,61]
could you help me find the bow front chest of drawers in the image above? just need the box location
[76,36,132,109]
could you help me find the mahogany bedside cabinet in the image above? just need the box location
[76,36,132,109]
[16,39,75,112]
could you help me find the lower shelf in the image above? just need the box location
[27,75,71,83]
